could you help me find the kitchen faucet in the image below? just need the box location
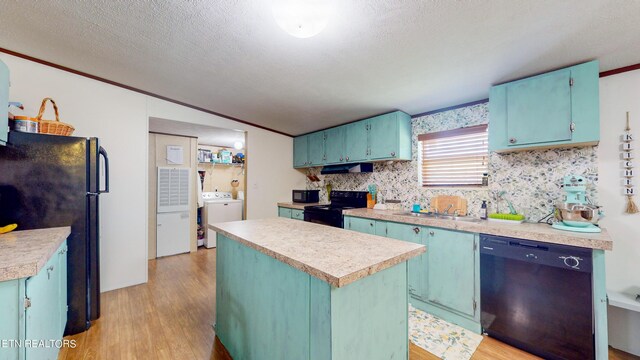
[443,204,453,214]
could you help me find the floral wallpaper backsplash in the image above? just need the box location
[305,103,598,221]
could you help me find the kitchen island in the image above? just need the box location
[209,218,425,360]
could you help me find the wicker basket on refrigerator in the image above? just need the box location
[36,97,75,136]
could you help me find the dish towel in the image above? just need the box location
[197,176,204,208]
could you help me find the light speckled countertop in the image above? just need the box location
[0,227,71,282]
[209,218,425,287]
[343,209,613,251]
[277,202,328,210]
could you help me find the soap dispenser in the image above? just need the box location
[480,200,488,220]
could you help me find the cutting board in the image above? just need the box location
[430,195,468,215]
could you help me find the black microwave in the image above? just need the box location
[292,190,320,203]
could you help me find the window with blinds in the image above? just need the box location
[418,125,488,186]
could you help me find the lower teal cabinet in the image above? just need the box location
[374,220,387,237]
[344,216,481,333]
[278,207,292,218]
[291,209,304,220]
[0,279,23,360]
[0,240,68,360]
[58,244,68,335]
[344,216,376,234]
[423,229,478,319]
[385,222,425,299]
[278,207,304,221]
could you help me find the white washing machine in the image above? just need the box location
[202,192,243,248]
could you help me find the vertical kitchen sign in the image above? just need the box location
[622,112,638,213]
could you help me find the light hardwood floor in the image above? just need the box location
[60,249,638,360]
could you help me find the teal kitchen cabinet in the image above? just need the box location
[368,112,412,161]
[293,131,326,168]
[422,228,478,320]
[293,135,309,168]
[307,131,326,166]
[489,60,599,152]
[0,59,8,146]
[374,220,387,237]
[0,240,67,360]
[277,207,304,220]
[0,279,23,360]
[344,216,376,234]
[292,110,412,168]
[57,243,68,334]
[345,216,481,333]
[291,209,304,220]
[324,126,346,165]
[344,121,369,162]
[278,207,293,218]
[385,222,426,299]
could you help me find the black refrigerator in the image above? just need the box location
[0,131,109,335]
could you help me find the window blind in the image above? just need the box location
[418,125,488,186]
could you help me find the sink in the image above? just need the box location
[393,212,481,223]
[393,211,437,218]
[433,214,482,222]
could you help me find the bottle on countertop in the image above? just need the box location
[480,200,488,220]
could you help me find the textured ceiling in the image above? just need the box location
[149,117,245,148]
[1,0,640,136]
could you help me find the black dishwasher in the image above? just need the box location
[480,234,594,360]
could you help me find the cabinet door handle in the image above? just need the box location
[509,137,517,144]
[346,156,349,161]
[429,231,435,236]
[370,222,374,227]
[391,152,396,157]
[413,227,420,234]
[340,156,343,161]
[47,265,55,279]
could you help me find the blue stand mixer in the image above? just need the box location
[552,175,603,233]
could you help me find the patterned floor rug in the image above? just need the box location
[409,304,483,360]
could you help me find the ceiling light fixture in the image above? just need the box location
[234,141,244,150]
[272,0,333,38]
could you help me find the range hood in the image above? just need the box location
[320,163,373,175]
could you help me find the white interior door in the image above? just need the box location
[157,211,190,257]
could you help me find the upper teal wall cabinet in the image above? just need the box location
[344,121,369,162]
[324,125,346,165]
[293,135,309,167]
[0,60,9,146]
[307,131,325,166]
[293,111,412,168]
[489,60,599,152]
[368,112,412,161]
[293,132,325,168]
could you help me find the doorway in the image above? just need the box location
[147,117,247,260]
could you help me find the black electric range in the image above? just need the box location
[304,191,369,228]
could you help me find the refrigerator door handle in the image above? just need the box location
[98,146,110,194]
